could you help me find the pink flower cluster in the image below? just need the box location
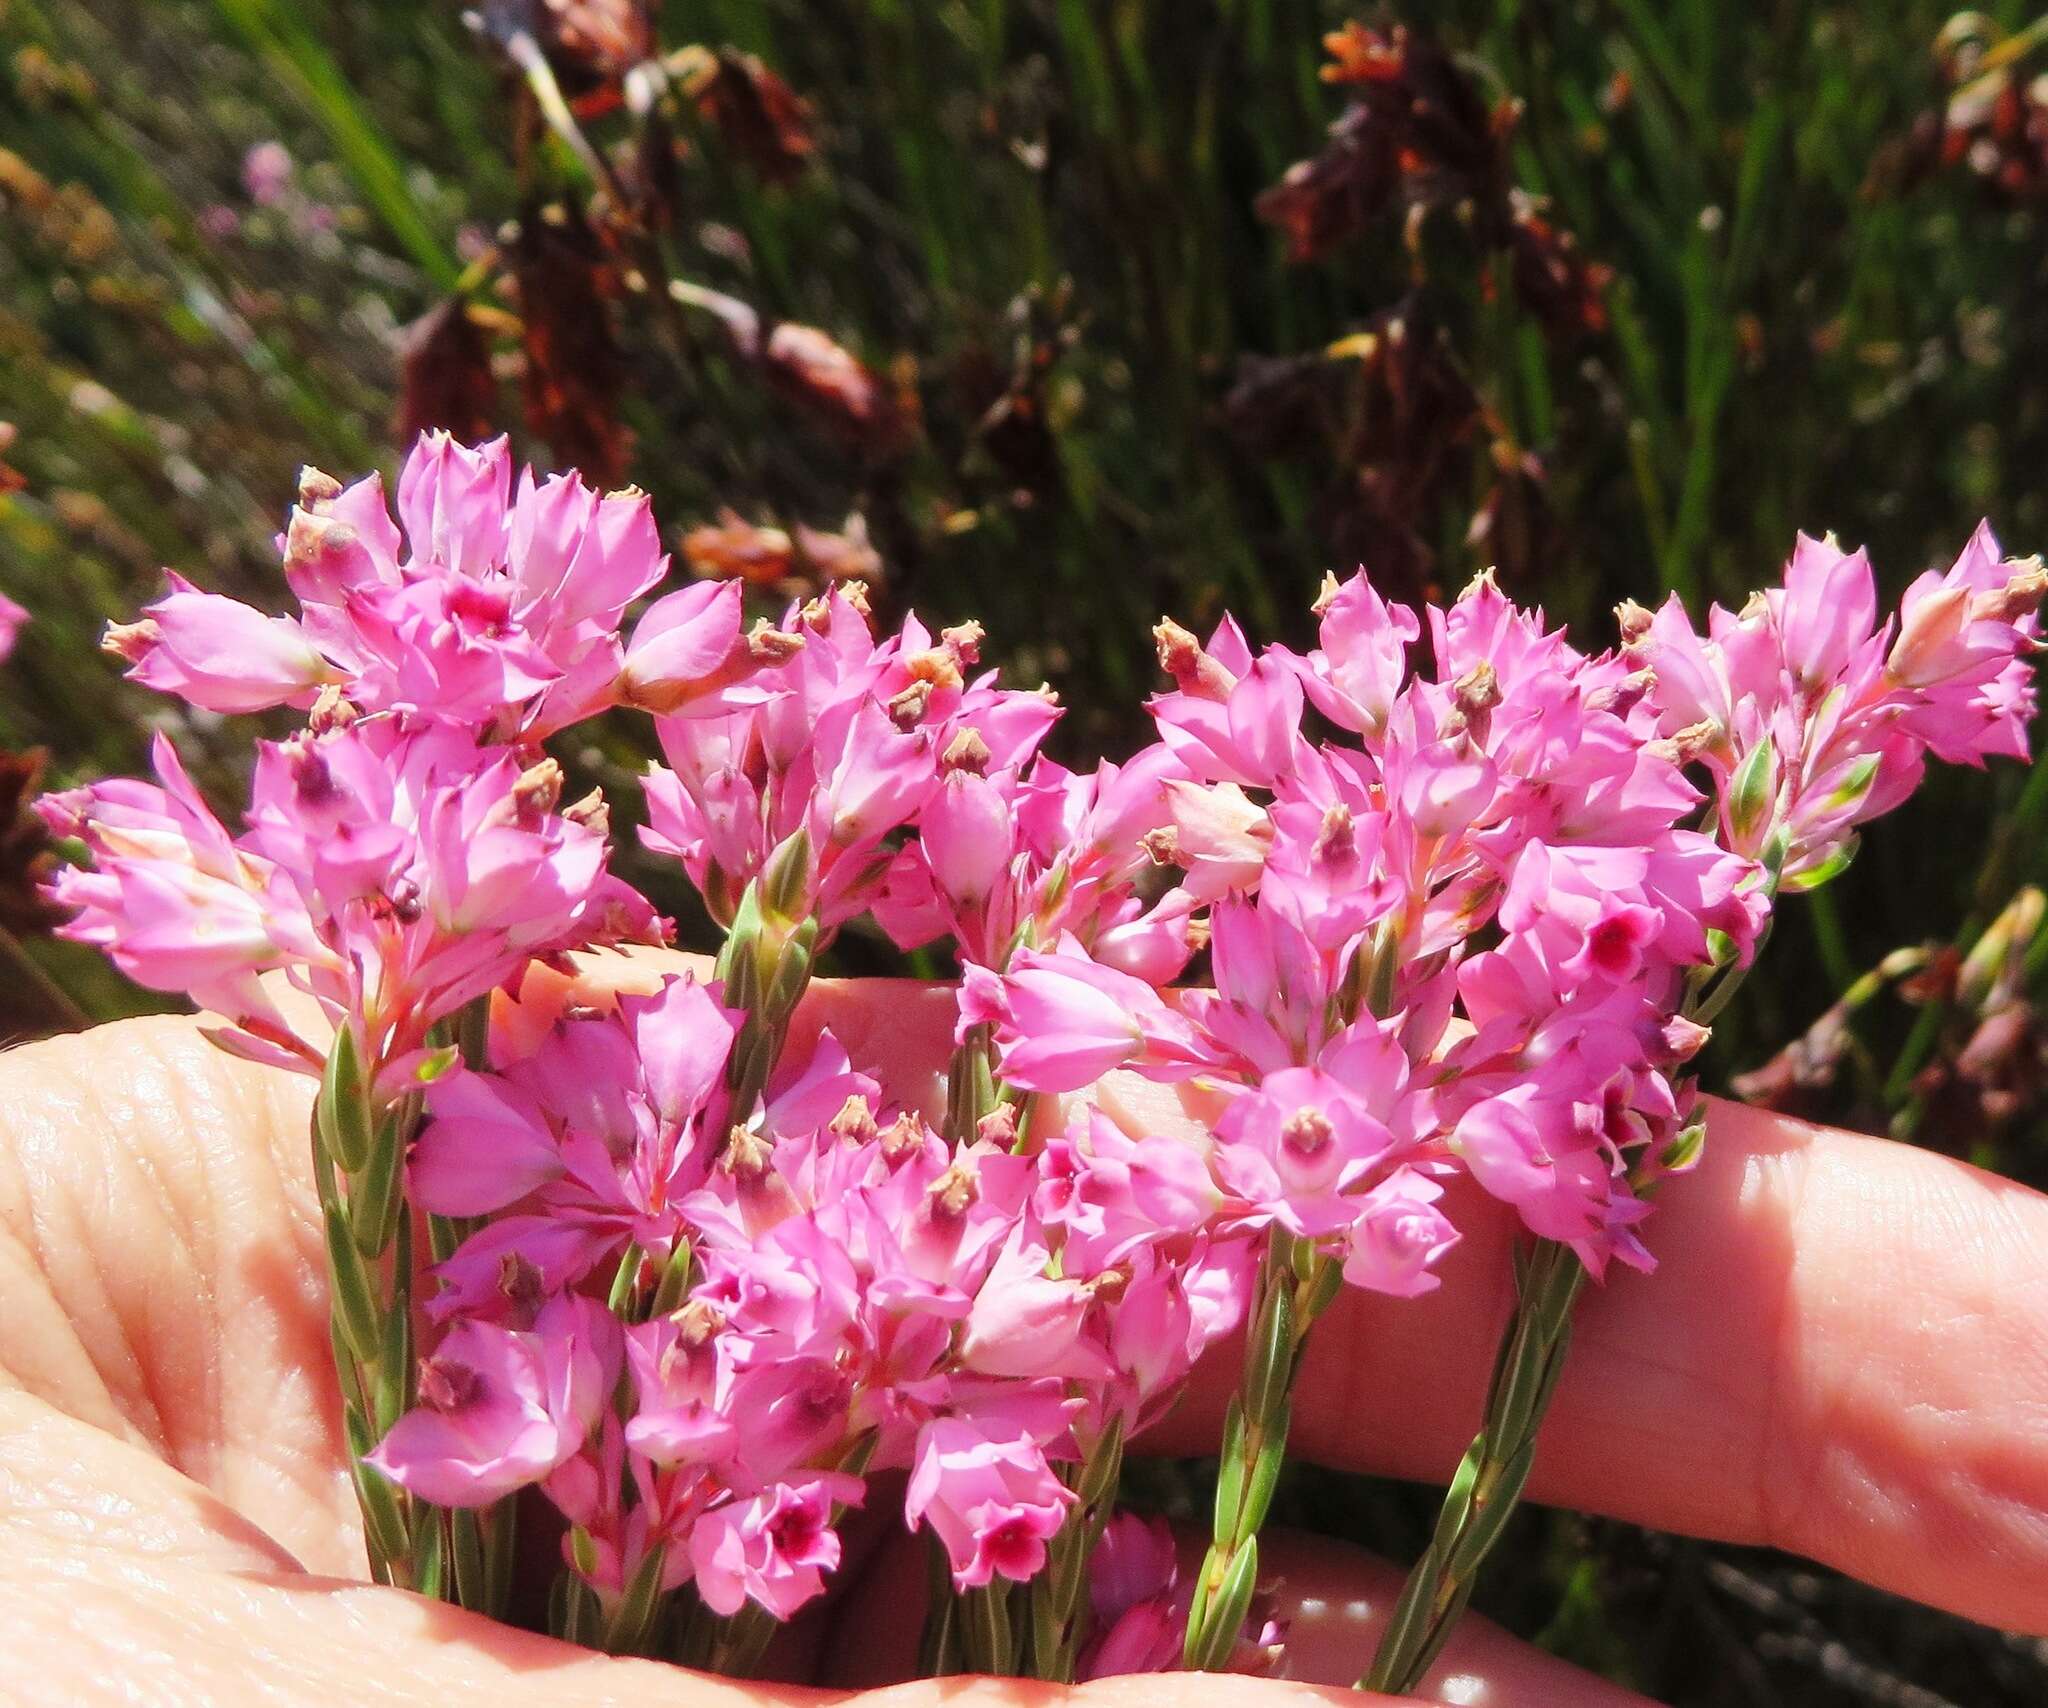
[38,433,2042,1665]
[374,962,1248,1612]
[970,538,2041,1277]
[1626,526,2043,881]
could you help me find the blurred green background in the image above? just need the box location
[4,0,2048,1700]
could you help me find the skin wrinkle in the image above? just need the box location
[66,1036,208,1477]
[129,1052,227,1489]
[11,1060,160,1451]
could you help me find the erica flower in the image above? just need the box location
[905,1413,1076,1588]
[367,1294,619,1506]
[965,938,1215,1092]
[104,573,337,713]
[690,1472,863,1618]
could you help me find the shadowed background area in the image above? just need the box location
[3,1,2048,1701]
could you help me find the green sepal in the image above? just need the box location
[650,1237,695,1317]
[413,1043,461,1085]
[1658,1111,1708,1173]
[1783,835,1858,893]
[603,1543,670,1656]
[765,917,819,1015]
[606,1242,645,1314]
[317,1022,375,1173]
[1726,739,1775,847]
[760,827,814,924]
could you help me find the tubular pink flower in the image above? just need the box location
[366,1294,619,1507]
[904,1413,1076,1589]
[1342,1168,1459,1296]
[108,575,335,713]
[690,1473,864,1618]
[968,939,1214,1093]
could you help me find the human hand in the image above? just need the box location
[2,966,2045,1706]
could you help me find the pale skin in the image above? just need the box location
[3,958,2048,1706]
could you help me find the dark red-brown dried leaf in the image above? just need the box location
[793,516,881,584]
[0,748,60,936]
[397,298,500,447]
[691,48,816,185]
[763,322,912,458]
[0,422,25,497]
[682,510,796,585]
[482,0,656,103]
[1223,353,1350,461]
[1503,195,1612,338]
[682,509,881,591]
[512,205,631,486]
[1256,102,1404,263]
[1320,20,1407,86]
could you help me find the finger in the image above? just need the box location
[0,1012,349,1571]
[0,1383,820,1708]
[1096,1072,2048,1636]
[817,1515,1655,1706]
[1,1382,1626,1708]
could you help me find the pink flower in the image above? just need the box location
[1211,1065,1398,1240]
[920,767,1016,911]
[958,1229,1109,1380]
[1342,1168,1459,1296]
[409,1069,562,1216]
[106,575,335,713]
[0,593,28,662]
[241,140,292,205]
[904,1413,1076,1588]
[618,581,761,715]
[966,939,1213,1092]
[623,1307,738,1467]
[689,1472,863,1618]
[367,1294,619,1506]
[1077,1512,1183,1679]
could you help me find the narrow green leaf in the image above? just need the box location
[1186,1535,1258,1672]
[1237,1400,1289,1539]
[1243,1271,1295,1421]
[450,1505,487,1613]
[344,1407,410,1574]
[413,1505,447,1601]
[324,1201,382,1364]
[350,1112,405,1257]
[1211,1397,1246,1539]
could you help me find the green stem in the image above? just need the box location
[1363,867,1781,1692]
[1359,1239,1584,1694]
[1183,1232,1337,1670]
[315,1022,431,1592]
